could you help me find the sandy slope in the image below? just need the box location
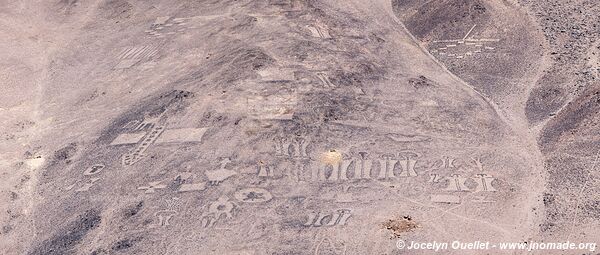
[0,0,588,254]
[343,0,546,241]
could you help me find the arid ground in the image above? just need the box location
[0,0,598,254]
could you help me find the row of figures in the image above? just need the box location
[256,152,420,182]
[314,152,420,182]
[303,209,352,227]
[429,156,486,172]
[152,191,273,229]
[274,137,310,159]
[429,173,497,192]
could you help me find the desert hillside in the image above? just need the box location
[0,0,598,254]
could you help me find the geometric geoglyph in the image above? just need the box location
[156,128,208,144]
[430,25,499,60]
[110,132,147,145]
[112,125,209,166]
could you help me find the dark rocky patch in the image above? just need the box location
[525,83,568,124]
[111,237,142,252]
[28,209,101,255]
[97,0,133,20]
[539,82,600,147]
[123,201,144,218]
[408,75,437,89]
[393,0,491,39]
[51,142,78,165]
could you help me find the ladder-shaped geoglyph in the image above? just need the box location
[111,113,209,166]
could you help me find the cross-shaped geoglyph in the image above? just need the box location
[138,181,168,194]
